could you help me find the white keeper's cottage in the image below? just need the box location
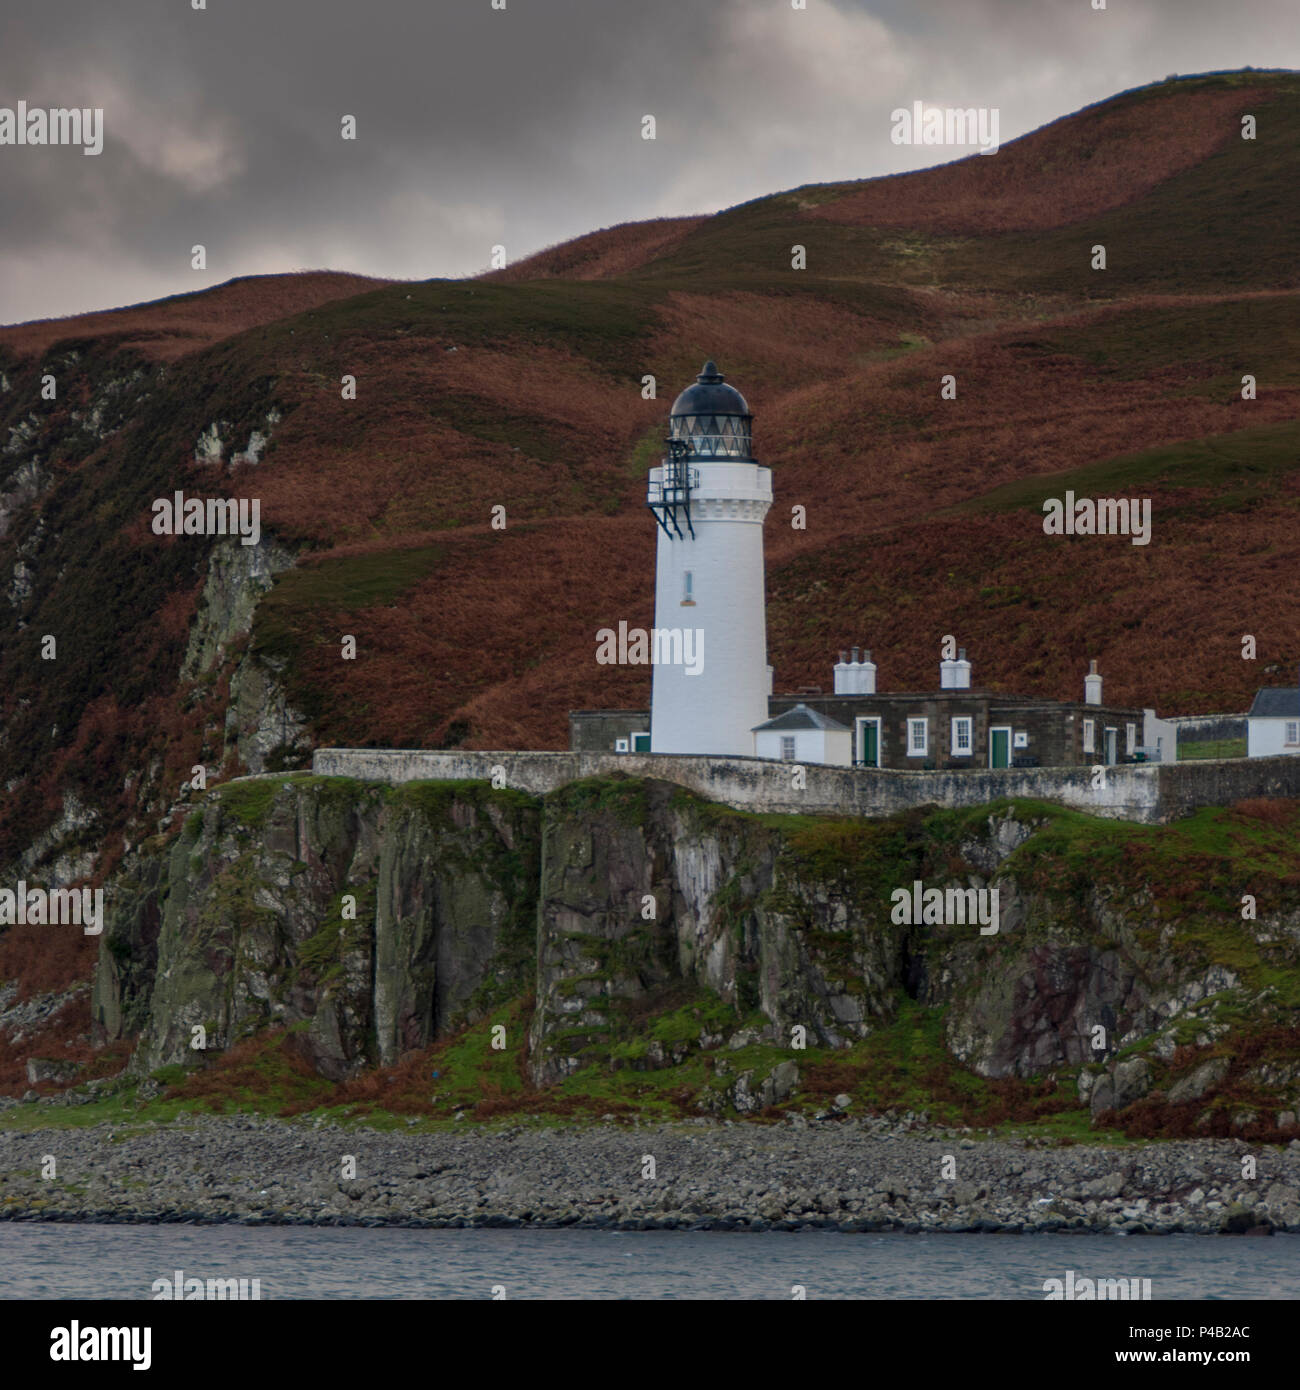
[1247,685,1300,757]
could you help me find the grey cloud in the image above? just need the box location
[0,0,1295,323]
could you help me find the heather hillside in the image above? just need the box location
[1,271,392,362]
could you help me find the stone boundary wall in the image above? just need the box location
[310,748,1300,824]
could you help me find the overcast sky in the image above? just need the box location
[1,0,1295,325]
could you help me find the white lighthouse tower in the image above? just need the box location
[648,362,773,755]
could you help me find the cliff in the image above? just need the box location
[87,773,1300,1140]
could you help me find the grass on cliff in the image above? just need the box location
[545,776,653,828]
[29,990,1108,1138]
[389,778,539,820]
[211,778,282,828]
[206,773,539,832]
[993,795,1300,910]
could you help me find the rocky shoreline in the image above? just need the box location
[3,1115,1300,1234]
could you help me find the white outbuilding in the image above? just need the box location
[1247,687,1300,757]
[753,703,851,766]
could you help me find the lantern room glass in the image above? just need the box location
[669,411,753,460]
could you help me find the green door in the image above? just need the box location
[991,728,1010,768]
[859,721,878,767]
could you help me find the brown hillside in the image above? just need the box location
[475,81,1274,281]
[489,217,707,282]
[805,84,1262,235]
[0,271,392,361]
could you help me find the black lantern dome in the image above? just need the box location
[668,361,753,460]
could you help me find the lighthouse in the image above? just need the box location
[647,362,773,755]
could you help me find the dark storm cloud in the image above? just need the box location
[0,0,1295,323]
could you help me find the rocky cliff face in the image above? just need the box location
[180,533,311,775]
[526,780,924,1084]
[91,774,1300,1137]
[95,778,540,1079]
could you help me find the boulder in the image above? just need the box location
[1168,1057,1231,1105]
[25,1058,81,1085]
[1090,1057,1152,1116]
[763,1061,800,1106]
[1082,1171,1126,1200]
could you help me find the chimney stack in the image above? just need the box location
[1085,659,1103,706]
[954,646,972,689]
[833,646,876,695]
[939,642,973,686]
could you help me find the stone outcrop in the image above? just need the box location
[181,535,296,682]
[178,532,312,774]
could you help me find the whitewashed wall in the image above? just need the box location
[649,460,771,757]
[1248,718,1300,758]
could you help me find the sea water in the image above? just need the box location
[2,1224,1297,1300]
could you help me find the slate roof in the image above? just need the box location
[1249,687,1300,718]
[753,702,850,733]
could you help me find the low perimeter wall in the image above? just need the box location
[309,749,1300,824]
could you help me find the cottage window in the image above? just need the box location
[1287,722,1300,747]
[1082,718,1095,754]
[780,736,797,761]
[907,718,928,756]
[1126,722,1137,754]
[951,716,972,755]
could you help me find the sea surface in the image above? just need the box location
[2,1225,1298,1299]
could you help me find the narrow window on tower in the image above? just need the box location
[682,571,695,606]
